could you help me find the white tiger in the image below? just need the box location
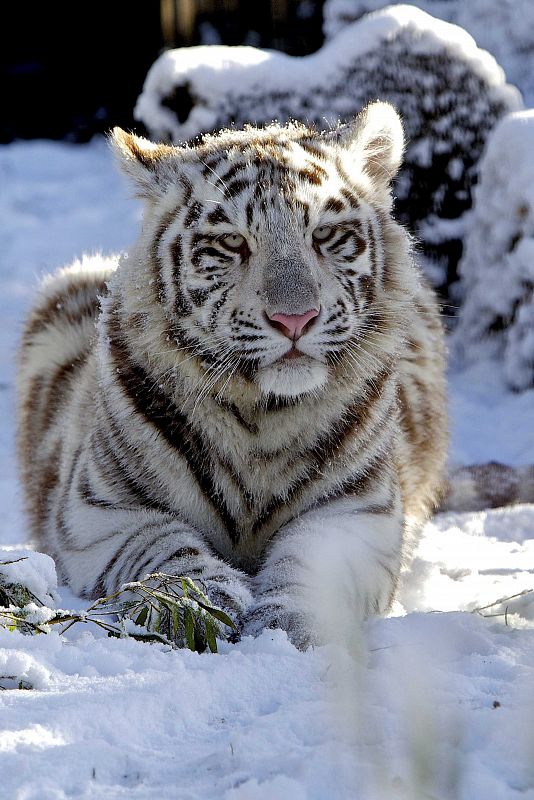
[17,102,448,648]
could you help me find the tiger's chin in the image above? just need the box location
[256,355,329,399]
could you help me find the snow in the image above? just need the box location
[453,111,534,392]
[134,4,521,299]
[0,549,58,608]
[135,5,516,142]
[1,139,534,797]
[323,1,534,106]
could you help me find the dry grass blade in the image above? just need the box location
[473,588,534,614]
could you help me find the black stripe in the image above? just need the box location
[106,304,241,542]
[250,379,392,534]
[340,187,360,208]
[218,454,255,513]
[299,141,326,160]
[77,464,113,508]
[151,205,181,302]
[320,455,388,505]
[170,233,192,316]
[224,178,250,199]
[234,319,262,331]
[215,398,259,434]
[293,199,310,229]
[39,354,88,436]
[206,206,231,225]
[367,221,378,279]
[233,332,262,342]
[209,285,232,331]
[184,201,203,228]
[192,247,232,264]
[110,522,189,588]
[169,323,218,367]
[23,287,105,343]
[180,177,193,205]
[220,162,247,184]
[190,288,210,306]
[91,521,170,597]
[256,394,300,412]
[297,166,326,186]
[96,410,174,514]
[202,157,223,178]
[358,275,375,307]
[130,538,201,582]
[328,230,354,252]
[324,197,345,214]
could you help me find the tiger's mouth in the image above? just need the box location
[256,350,330,397]
[281,346,303,361]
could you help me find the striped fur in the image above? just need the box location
[17,103,447,647]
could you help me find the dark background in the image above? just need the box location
[2,0,325,144]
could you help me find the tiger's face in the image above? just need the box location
[113,102,407,399]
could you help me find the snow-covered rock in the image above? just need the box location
[453,110,534,391]
[135,4,521,295]
[323,0,534,106]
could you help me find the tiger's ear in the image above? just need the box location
[330,102,405,187]
[110,128,179,199]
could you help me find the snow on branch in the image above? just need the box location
[135,5,521,297]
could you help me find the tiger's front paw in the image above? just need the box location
[242,599,317,651]
[202,572,254,634]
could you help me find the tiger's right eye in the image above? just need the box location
[220,233,246,251]
[312,225,335,242]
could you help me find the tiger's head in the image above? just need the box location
[112,102,414,401]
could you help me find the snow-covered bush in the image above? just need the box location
[135,5,520,295]
[323,0,534,106]
[453,111,534,392]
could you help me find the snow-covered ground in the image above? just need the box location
[1,139,533,799]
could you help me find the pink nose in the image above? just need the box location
[267,308,319,340]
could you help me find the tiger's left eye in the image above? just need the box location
[220,233,247,251]
[312,225,334,242]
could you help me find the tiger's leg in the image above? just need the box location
[51,499,253,628]
[243,495,404,649]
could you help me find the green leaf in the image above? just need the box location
[204,617,218,653]
[184,607,195,651]
[129,631,170,645]
[152,611,161,634]
[135,606,149,628]
[0,587,11,607]
[197,602,236,629]
[172,606,181,641]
